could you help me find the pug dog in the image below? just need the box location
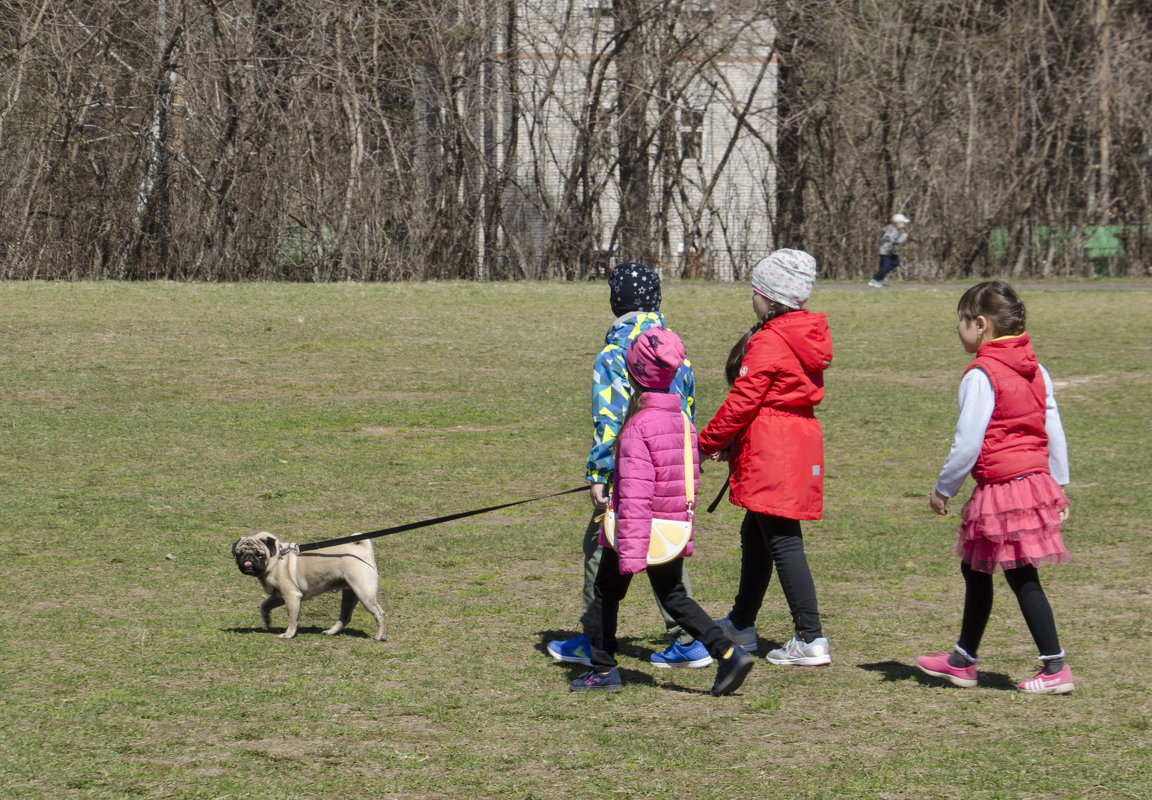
[232,532,387,641]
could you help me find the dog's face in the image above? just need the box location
[232,534,279,576]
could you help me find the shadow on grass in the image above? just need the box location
[860,660,1018,691]
[223,625,379,639]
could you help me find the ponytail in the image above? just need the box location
[724,300,795,385]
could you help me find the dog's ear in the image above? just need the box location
[231,538,242,555]
[260,534,278,555]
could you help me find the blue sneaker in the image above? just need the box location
[546,634,593,666]
[570,668,623,693]
[650,640,713,669]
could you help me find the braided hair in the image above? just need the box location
[724,299,795,386]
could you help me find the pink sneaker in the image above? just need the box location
[1017,665,1075,694]
[917,653,978,688]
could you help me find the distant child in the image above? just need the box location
[698,250,834,666]
[868,213,910,287]
[547,263,713,670]
[917,280,1074,694]
[570,328,755,695]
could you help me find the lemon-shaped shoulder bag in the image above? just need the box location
[602,413,695,565]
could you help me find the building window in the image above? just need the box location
[679,106,705,161]
[584,0,614,13]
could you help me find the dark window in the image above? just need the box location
[680,107,705,161]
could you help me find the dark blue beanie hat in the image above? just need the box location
[608,262,661,317]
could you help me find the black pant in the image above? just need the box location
[957,561,1061,658]
[585,547,731,671]
[728,511,823,642]
[872,254,899,281]
[577,511,695,643]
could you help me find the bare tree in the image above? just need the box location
[1,0,1148,280]
[772,0,1152,279]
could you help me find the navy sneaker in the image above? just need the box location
[546,634,593,666]
[711,645,754,696]
[650,640,713,669]
[715,615,758,652]
[570,668,623,693]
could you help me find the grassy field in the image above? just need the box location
[1,278,1150,800]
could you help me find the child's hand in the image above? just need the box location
[930,489,950,516]
[1059,506,1070,522]
[590,483,610,511]
[710,445,731,463]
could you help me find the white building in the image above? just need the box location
[498,1,778,279]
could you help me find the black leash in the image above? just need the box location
[706,476,730,513]
[296,486,588,552]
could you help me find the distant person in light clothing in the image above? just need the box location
[869,213,910,287]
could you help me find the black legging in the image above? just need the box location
[728,511,823,642]
[957,561,1061,658]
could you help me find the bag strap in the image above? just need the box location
[605,411,695,511]
[683,412,695,512]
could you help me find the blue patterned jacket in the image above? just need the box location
[585,311,695,484]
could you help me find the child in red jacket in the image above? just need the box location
[570,328,755,695]
[698,249,834,666]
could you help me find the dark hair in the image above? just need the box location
[724,299,795,385]
[612,380,649,460]
[957,280,1026,337]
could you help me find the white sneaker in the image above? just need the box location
[868,279,885,288]
[765,635,831,666]
[714,616,758,653]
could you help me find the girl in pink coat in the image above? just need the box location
[570,328,755,696]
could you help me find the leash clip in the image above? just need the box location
[279,543,299,557]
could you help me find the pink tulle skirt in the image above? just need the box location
[955,472,1070,574]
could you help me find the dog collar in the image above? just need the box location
[278,543,299,557]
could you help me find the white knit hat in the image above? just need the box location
[751,249,817,310]
[892,213,911,224]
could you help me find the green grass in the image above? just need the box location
[1,279,1150,799]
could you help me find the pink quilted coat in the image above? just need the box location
[599,391,700,574]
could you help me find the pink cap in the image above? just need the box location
[626,327,686,390]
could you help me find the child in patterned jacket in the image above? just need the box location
[569,328,755,695]
[546,263,712,670]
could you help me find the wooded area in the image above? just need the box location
[1,0,1149,281]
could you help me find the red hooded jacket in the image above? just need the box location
[699,310,832,520]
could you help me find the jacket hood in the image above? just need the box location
[765,310,833,374]
[605,311,666,349]
[974,333,1037,378]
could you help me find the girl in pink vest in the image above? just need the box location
[570,328,755,696]
[918,281,1074,694]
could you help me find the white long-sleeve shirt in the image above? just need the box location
[935,365,1069,498]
